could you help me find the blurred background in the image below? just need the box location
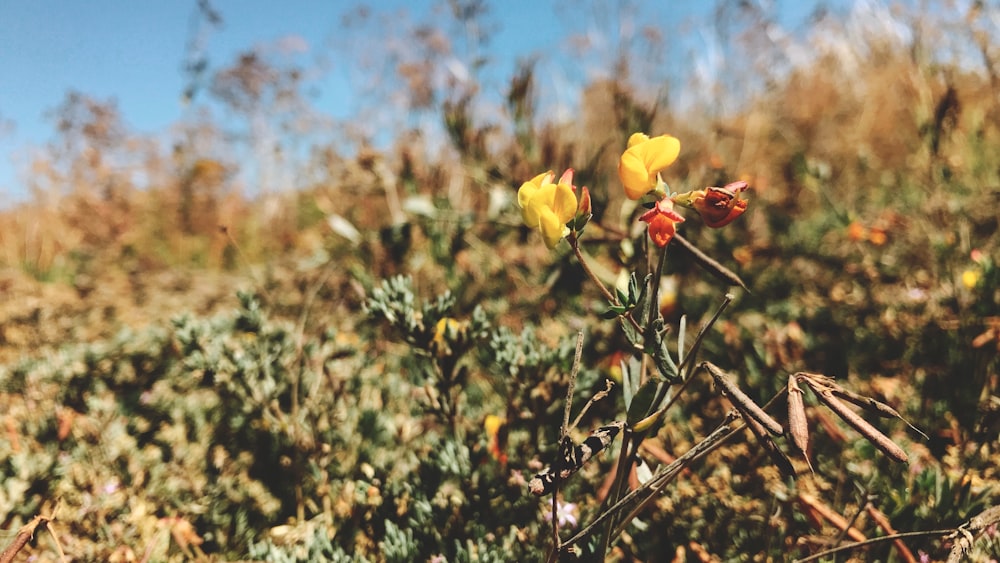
[0,0,998,560]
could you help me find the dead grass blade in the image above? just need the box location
[742,406,797,478]
[828,385,929,440]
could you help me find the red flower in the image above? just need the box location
[639,198,685,247]
[691,181,749,228]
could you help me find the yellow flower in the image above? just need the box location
[431,317,464,357]
[962,269,980,290]
[484,415,508,465]
[517,169,578,248]
[618,133,681,200]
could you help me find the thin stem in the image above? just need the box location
[607,411,741,541]
[792,529,955,563]
[569,232,617,305]
[560,414,739,551]
[678,292,734,379]
[595,429,633,557]
[569,233,644,335]
[644,241,668,334]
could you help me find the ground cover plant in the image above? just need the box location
[0,0,999,561]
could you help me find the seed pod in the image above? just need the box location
[672,234,749,291]
[828,386,929,440]
[703,362,783,436]
[741,407,797,479]
[786,374,810,457]
[529,422,625,496]
[812,388,908,463]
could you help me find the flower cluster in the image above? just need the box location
[516,169,591,249]
[517,132,748,249]
[618,132,749,246]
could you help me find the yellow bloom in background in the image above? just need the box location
[618,133,681,200]
[962,269,980,290]
[518,169,579,248]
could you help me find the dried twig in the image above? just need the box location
[0,511,64,563]
[798,492,867,543]
[865,503,918,563]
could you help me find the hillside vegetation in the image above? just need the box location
[0,1,998,561]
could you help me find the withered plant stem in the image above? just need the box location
[793,529,954,563]
[559,412,739,552]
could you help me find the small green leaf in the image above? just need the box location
[627,380,660,427]
[601,307,624,320]
[616,287,629,307]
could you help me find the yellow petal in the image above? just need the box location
[551,182,579,223]
[517,171,551,209]
[619,151,654,200]
[640,135,681,174]
[538,207,568,248]
[627,132,650,149]
[521,198,541,227]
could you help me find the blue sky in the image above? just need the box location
[0,1,829,201]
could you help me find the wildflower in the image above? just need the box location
[639,197,685,247]
[484,415,508,465]
[431,317,466,357]
[676,181,749,228]
[847,221,867,242]
[868,227,887,246]
[517,169,578,248]
[543,499,579,528]
[962,269,980,290]
[618,133,681,200]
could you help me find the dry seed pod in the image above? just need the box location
[811,388,908,463]
[828,386,930,440]
[741,407,797,478]
[672,234,749,291]
[703,362,783,436]
[786,375,813,474]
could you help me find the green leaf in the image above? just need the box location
[627,380,660,427]
[601,307,625,320]
[652,332,680,383]
[616,287,629,307]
